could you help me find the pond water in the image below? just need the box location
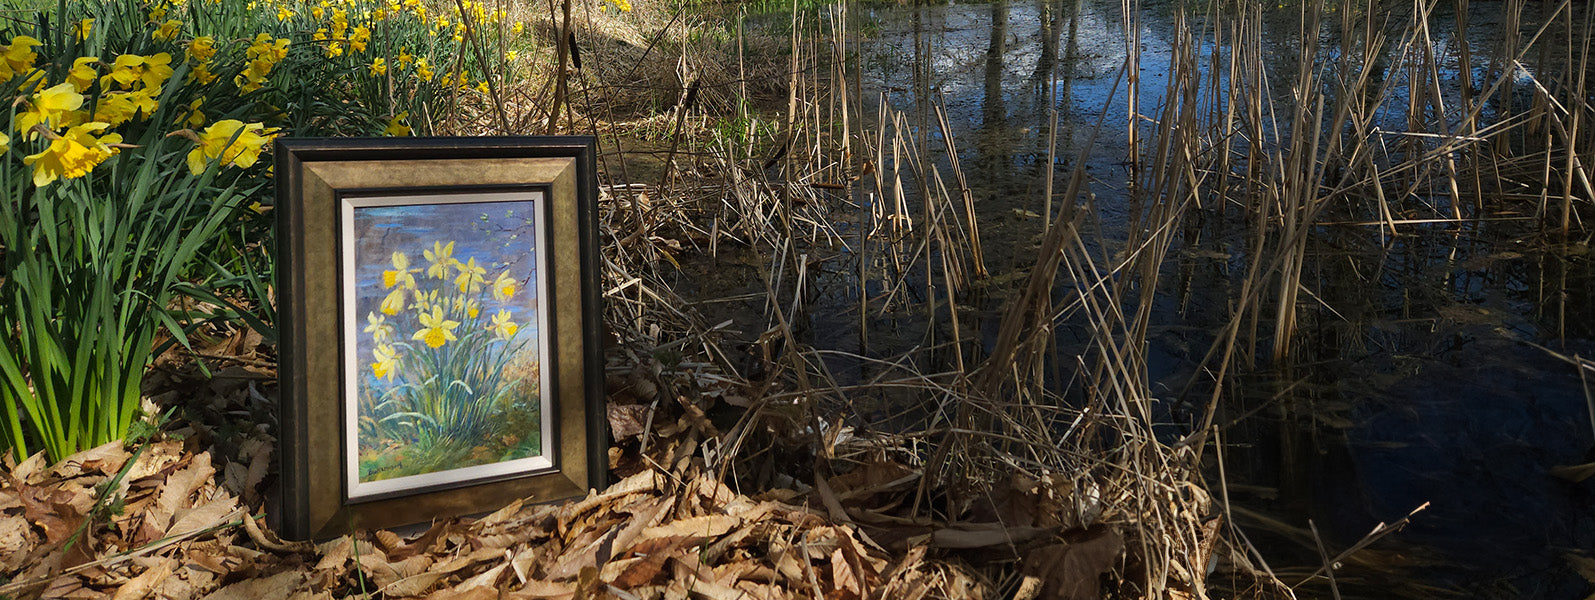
[808,0,1595,596]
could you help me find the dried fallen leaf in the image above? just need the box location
[608,403,652,442]
[168,498,240,538]
[111,558,176,600]
[1021,528,1125,600]
[199,570,305,600]
[642,516,740,540]
[382,571,447,597]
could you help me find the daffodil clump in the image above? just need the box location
[357,240,539,479]
[0,0,557,463]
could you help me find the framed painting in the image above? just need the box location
[273,137,604,540]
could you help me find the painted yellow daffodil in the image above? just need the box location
[413,306,460,348]
[16,83,86,139]
[380,286,407,315]
[424,241,456,279]
[489,309,518,340]
[454,257,487,293]
[450,296,482,319]
[371,344,399,381]
[384,251,418,289]
[185,119,277,175]
[23,122,123,187]
[410,288,440,311]
[365,312,396,343]
[491,271,516,301]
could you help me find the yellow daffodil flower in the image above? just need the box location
[384,251,418,289]
[491,271,516,301]
[371,344,399,380]
[183,98,206,128]
[23,122,123,187]
[351,26,370,52]
[75,19,93,41]
[454,257,487,293]
[325,42,344,58]
[93,89,157,126]
[365,312,396,343]
[0,35,42,82]
[148,4,167,22]
[506,50,518,63]
[66,57,97,92]
[380,286,407,315]
[397,48,414,67]
[415,57,434,81]
[276,6,293,21]
[153,19,181,42]
[331,9,349,37]
[424,241,456,279]
[101,53,174,91]
[512,21,524,35]
[311,5,324,19]
[413,306,460,348]
[369,57,386,76]
[188,61,217,85]
[489,309,518,340]
[16,83,85,139]
[0,132,9,156]
[185,119,278,175]
[187,36,217,62]
[384,112,411,136]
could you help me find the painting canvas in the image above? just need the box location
[340,190,553,501]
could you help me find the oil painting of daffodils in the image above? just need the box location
[343,193,548,498]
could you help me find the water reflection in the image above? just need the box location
[847,0,1595,596]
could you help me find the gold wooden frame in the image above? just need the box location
[273,138,604,540]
